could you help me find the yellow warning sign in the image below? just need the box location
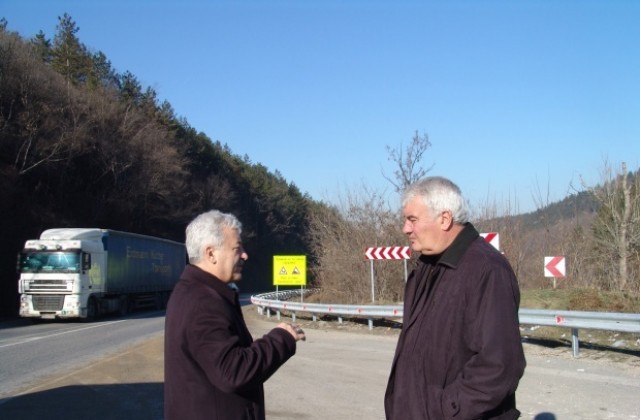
[273,255,307,286]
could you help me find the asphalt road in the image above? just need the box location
[0,307,638,420]
[0,311,166,399]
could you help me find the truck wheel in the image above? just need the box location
[87,297,98,320]
[118,296,129,316]
[154,293,163,310]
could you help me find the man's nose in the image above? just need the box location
[402,221,412,234]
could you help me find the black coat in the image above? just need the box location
[385,224,526,419]
[164,265,296,420]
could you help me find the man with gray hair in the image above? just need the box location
[165,210,305,420]
[385,177,526,419]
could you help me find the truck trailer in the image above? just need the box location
[18,228,186,320]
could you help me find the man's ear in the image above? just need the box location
[440,210,454,231]
[205,246,217,264]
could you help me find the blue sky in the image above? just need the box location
[2,0,638,214]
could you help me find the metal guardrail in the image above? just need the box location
[251,290,640,357]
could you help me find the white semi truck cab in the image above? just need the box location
[18,228,185,320]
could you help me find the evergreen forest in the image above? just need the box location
[0,15,321,317]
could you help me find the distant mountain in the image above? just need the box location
[518,168,639,231]
[518,190,600,231]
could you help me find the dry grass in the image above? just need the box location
[520,288,640,313]
[519,288,640,355]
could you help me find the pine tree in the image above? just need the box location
[87,50,118,91]
[29,30,52,63]
[51,13,90,85]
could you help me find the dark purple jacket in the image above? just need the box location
[164,265,296,420]
[385,224,526,420]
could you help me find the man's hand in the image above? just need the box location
[277,323,306,342]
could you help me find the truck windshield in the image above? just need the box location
[20,252,81,273]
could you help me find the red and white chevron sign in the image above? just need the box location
[364,246,411,260]
[544,256,566,278]
[480,232,500,251]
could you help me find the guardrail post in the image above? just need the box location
[572,328,580,357]
[277,310,281,321]
[312,313,317,322]
[292,312,297,322]
[368,318,373,330]
[267,308,271,318]
[338,316,343,324]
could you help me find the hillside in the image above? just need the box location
[518,190,600,231]
[0,18,323,316]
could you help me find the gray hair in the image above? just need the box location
[402,176,470,224]
[185,210,243,264]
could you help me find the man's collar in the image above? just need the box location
[185,264,237,302]
[418,223,479,268]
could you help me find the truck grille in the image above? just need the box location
[29,280,67,291]
[33,295,65,311]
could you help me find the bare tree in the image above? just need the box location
[383,130,434,192]
[307,184,406,304]
[585,161,639,291]
[474,196,532,284]
[308,130,433,304]
[0,30,83,176]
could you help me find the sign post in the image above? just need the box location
[364,246,411,303]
